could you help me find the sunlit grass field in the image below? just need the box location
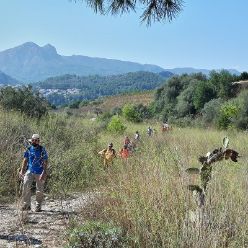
[90,123,248,247]
[0,107,247,247]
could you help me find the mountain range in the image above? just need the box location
[0,42,165,82]
[0,70,18,85]
[0,42,241,82]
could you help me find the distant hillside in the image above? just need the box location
[0,71,18,85]
[0,42,165,82]
[158,71,174,78]
[36,71,170,106]
[166,67,240,75]
[78,91,154,114]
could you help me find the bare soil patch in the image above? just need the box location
[0,192,96,248]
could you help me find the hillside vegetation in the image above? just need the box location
[152,70,248,130]
[64,70,248,132]
[68,91,154,116]
[35,71,170,106]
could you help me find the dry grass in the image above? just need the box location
[88,126,248,247]
[78,91,154,115]
[1,106,248,247]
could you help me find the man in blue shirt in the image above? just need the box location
[19,134,48,212]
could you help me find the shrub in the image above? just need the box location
[107,116,126,133]
[79,100,90,107]
[201,98,223,124]
[217,102,240,129]
[135,104,152,120]
[193,81,216,110]
[175,82,197,118]
[69,100,81,109]
[66,221,127,248]
[122,104,141,122]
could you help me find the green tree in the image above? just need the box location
[0,86,49,118]
[175,80,197,117]
[107,116,126,133]
[193,81,216,111]
[135,104,152,119]
[122,104,141,122]
[201,98,223,125]
[239,71,248,81]
[209,70,238,99]
[153,73,207,119]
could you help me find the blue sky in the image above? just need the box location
[1,0,248,71]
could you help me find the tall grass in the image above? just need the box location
[1,107,248,247]
[0,109,106,202]
[94,127,248,247]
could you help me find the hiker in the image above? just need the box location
[119,144,130,159]
[19,134,48,212]
[98,143,116,168]
[134,131,140,141]
[127,140,136,153]
[147,126,153,137]
[162,121,170,132]
[124,136,131,145]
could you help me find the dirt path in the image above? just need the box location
[0,192,96,248]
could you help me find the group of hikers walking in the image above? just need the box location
[98,122,171,169]
[98,131,140,168]
[18,122,171,212]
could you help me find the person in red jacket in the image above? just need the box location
[119,144,130,159]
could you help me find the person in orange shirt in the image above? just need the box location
[119,144,130,159]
